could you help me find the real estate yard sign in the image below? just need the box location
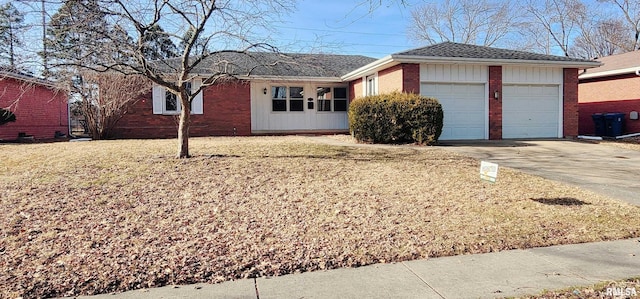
[480,161,498,183]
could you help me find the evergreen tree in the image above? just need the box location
[43,0,114,72]
[0,3,25,69]
[142,24,179,60]
[179,26,209,56]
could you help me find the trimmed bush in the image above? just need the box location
[348,92,443,145]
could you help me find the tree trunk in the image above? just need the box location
[177,94,190,158]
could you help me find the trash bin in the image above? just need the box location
[592,113,606,136]
[604,112,625,137]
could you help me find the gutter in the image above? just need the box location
[578,135,603,141]
[341,55,396,81]
[616,132,640,139]
[579,66,640,79]
[239,75,343,83]
[391,55,602,68]
[341,55,601,82]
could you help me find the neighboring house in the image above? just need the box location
[578,50,640,135]
[0,71,68,141]
[113,42,599,140]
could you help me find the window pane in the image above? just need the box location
[366,76,376,96]
[165,91,178,111]
[272,86,286,99]
[318,99,331,111]
[334,99,347,111]
[290,87,304,99]
[334,87,347,99]
[317,87,332,99]
[290,99,304,111]
[272,99,286,111]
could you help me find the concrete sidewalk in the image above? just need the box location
[77,238,640,299]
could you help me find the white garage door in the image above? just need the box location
[422,83,486,140]
[503,85,560,138]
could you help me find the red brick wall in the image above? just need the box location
[376,63,421,95]
[488,66,502,140]
[578,73,640,135]
[113,80,251,139]
[579,99,640,135]
[0,77,68,140]
[563,68,579,138]
[378,64,403,94]
[401,63,420,94]
[579,73,640,103]
[349,78,362,102]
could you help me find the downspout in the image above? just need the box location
[67,99,71,137]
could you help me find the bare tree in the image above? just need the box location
[71,71,150,139]
[572,19,629,58]
[598,0,640,51]
[408,0,522,47]
[42,0,295,158]
[523,0,583,56]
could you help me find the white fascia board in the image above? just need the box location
[390,55,602,69]
[237,75,343,83]
[579,67,640,79]
[341,55,397,81]
[0,71,58,88]
[189,74,342,83]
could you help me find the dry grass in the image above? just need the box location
[601,136,640,151]
[2,136,640,298]
[514,277,640,298]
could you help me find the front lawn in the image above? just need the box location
[1,136,639,298]
[514,277,640,298]
[602,136,640,151]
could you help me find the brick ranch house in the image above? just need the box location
[0,70,68,141]
[578,50,640,135]
[113,42,600,140]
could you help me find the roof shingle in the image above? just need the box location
[155,52,377,78]
[583,50,640,75]
[394,42,595,63]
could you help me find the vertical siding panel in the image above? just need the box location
[504,66,563,84]
[421,64,488,83]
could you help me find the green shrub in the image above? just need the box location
[348,92,443,145]
[0,108,16,126]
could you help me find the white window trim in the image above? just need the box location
[365,74,378,97]
[270,85,305,113]
[152,78,203,115]
[316,84,349,113]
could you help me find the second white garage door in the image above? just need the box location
[502,85,560,138]
[421,83,486,140]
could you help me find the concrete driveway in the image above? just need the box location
[441,140,640,206]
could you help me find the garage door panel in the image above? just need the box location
[444,99,484,111]
[503,85,559,139]
[422,83,486,140]
[507,111,558,123]
[447,112,484,125]
[451,127,485,139]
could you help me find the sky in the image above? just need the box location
[6,0,619,73]
[268,0,420,58]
